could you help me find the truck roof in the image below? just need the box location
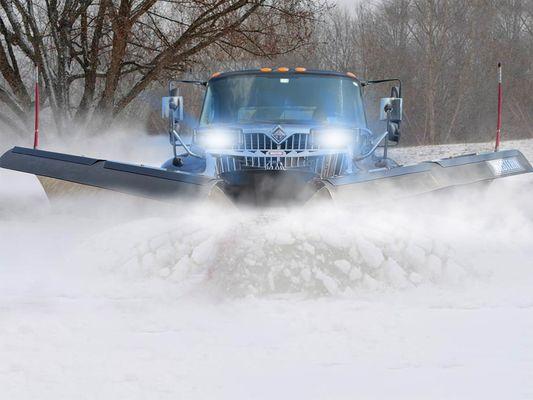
[209,68,362,83]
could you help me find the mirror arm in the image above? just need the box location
[164,85,203,160]
[169,79,207,89]
[362,78,402,97]
[171,129,203,159]
[167,103,203,160]
[354,130,389,161]
[383,108,393,160]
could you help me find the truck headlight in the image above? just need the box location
[197,129,238,150]
[313,128,354,148]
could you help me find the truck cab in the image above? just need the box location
[162,68,403,185]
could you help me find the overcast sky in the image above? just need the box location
[334,0,367,10]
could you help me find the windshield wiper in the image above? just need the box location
[238,119,279,124]
[239,119,317,125]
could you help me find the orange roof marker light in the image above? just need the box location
[277,67,289,72]
[211,72,222,78]
[295,67,307,73]
[346,72,357,79]
[260,67,272,73]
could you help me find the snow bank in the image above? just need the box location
[72,175,532,298]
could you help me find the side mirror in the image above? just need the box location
[380,97,402,143]
[379,97,402,122]
[387,122,400,143]
[162,95,184,122]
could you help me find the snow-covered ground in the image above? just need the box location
[1,137,533,399]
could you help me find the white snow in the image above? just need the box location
[356,237,385,269]
[1,138,533,399]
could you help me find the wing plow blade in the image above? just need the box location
[0,147,216,202]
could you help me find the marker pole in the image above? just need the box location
[33,64,39,149]
[495,62,502,152]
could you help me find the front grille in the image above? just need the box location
[234,132,319,151]
[216,132,347,178]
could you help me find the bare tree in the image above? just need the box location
[312,0,533,145]
[0,0,325,136]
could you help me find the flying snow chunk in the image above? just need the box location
[357,238,385,269]
[333,260,351,274]
[191,239,217,265]
[349,266,363,281]
[362,273,380,290]
[315,269,340,295]
[404,243,426,272]
[383,258,410,289]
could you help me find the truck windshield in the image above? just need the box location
[200,74,366,127]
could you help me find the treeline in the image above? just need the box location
[1,0,532,145]
[285,0,533,144]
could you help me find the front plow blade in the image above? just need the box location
[219,169,322,207]
[325,150,533,205]
[0,147,217,202]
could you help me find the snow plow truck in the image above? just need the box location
[1,68,532,206]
